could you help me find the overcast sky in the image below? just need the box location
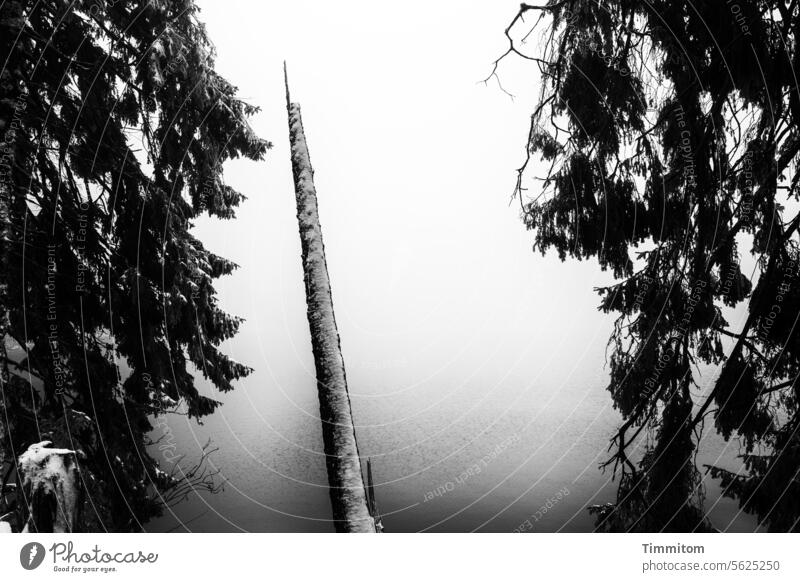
[191,0,619,387]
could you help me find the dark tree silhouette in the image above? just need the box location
[493,1,800,531]
[0,0,268,531]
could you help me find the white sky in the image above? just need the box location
[192,0,617,383]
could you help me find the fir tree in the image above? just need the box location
[492,0,800,531]
[0,0,268,531]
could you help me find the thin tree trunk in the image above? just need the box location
[285,67,375,533]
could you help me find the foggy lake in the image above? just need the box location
[140,0,760,533]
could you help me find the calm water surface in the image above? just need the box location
[147,312,758,533]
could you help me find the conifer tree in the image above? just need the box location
[493,0,800,531]
[0,0,268,531]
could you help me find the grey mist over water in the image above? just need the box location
[147,0,759,533]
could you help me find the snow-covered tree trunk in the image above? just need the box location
[18,441,82,533]
[285,74,375,533]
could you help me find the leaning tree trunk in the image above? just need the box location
[285,68,375,533]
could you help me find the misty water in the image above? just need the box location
[140,0,761,533]
[146,334,759,532]
[145,242,760,532]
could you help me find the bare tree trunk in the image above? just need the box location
[285,67,375,533]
